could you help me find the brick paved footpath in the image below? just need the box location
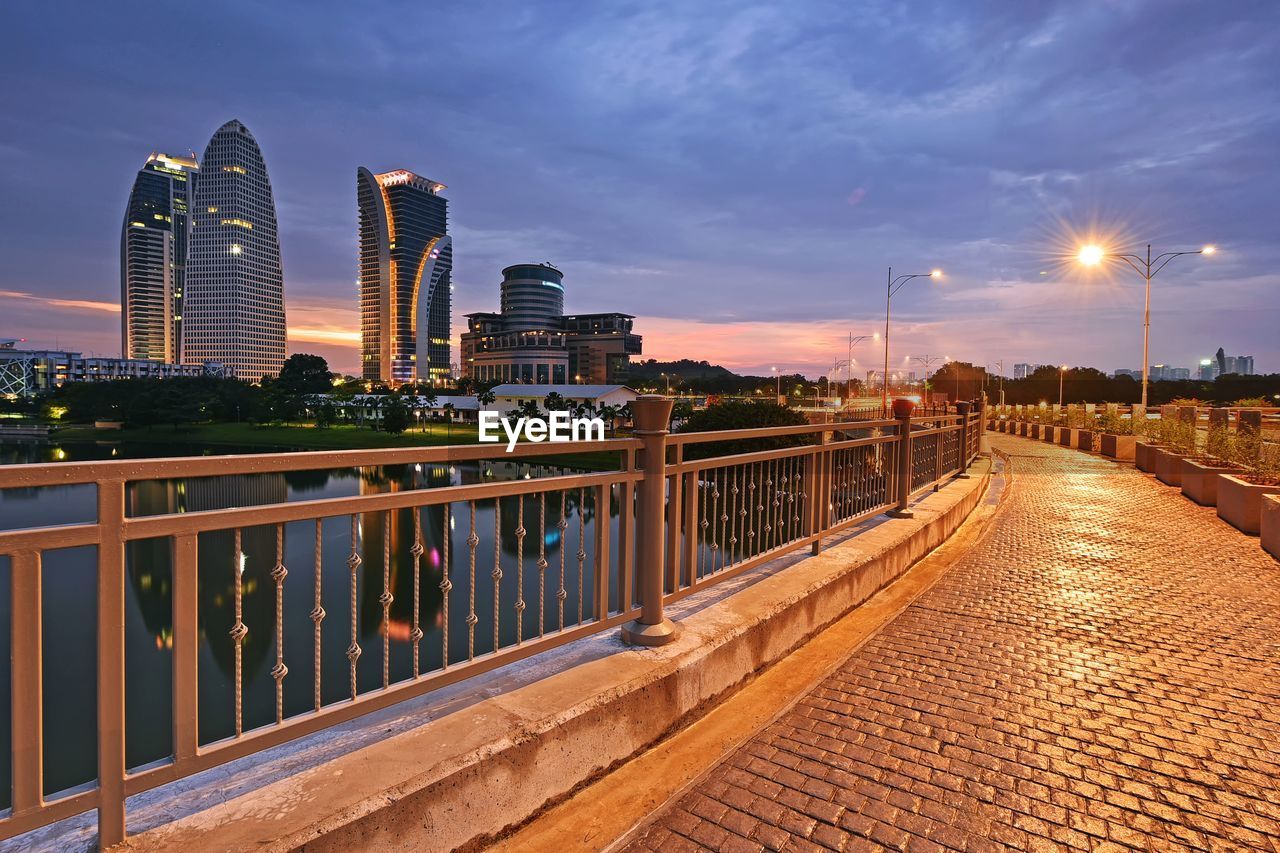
[626,435,1280,852]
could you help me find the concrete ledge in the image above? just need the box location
[1217,474,1280,536]
[117,460,992,853]
[1100,434,1136,461]
[1154,448,1187,486]
[1180,459,1237,507]
[1262,494,1280,560]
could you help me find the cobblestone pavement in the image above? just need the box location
[626,435,1280,851]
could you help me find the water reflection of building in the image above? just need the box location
[124,474,291,682]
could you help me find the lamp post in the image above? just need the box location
[846,333,876,400]
[1076,243,1215,409]
[986,360,1005,406]
[911,354,943,406]
[772,366,780,400]
[883,267,942,412]
[1058,364,1067,407]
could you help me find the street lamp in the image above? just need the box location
[1076,242,1216,409]
[911,354,943,406]
[845,333,877,400]
[883,267,942,411]
[771,366,780,400]
[1058,364,1067,407]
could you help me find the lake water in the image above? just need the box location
[0,439,623,806]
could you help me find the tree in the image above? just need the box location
[477,389,496,407]
[675,400,808,460]
[315,401,337,429]
[381,395,410,434]
[597,404,619,435]
[276,354,332,395]
[544,391,568,412]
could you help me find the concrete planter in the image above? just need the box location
[1180,459,1239,507]
[1028,424,1041,439]
[1075,429,1094,452]
[1057,428,1076,448]
[1019,422,1031,437]
[1135,442,1163,473]
[1262,495,1280,560]
[1042,426,1057,443]
[1154,448,1187,486]
[1100,434,1136,461]
[1216,475,1280,535]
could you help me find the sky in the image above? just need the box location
[2,0,1278,379]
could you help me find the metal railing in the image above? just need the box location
[0,398,984,846]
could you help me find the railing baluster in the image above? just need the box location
[557,491,568,630]
[311,520,325,710]
[514,494,526,644]
[11,549,43,816]
[715,469,727,574]
[537,494,547,637]
[493,498,503,653]
[465,501,478,660]
[440,504,451,670]
[346,515,362,700]
[271,525,288,723]
[381,510,392,689]
[576,487,587,624]
[682,471,698,589]
[231,528,246,736]
[410,511,424,677]
[172,533,199,762]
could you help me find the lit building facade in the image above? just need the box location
[357,168,452,385]
[121,152,198,363]
[0,344,222,397]
[183,120,287,381]
[461,263,641,385]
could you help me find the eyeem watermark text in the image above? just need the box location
[479,412,606,452]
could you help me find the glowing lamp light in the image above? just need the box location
[1202,245,1217,255]
[930,269,943,278]
[1077,245,1105,266]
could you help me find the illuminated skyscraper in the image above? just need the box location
[357,167,452,385]
[183,120,286,380]
[120,152,198,362]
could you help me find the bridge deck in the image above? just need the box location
[627,434,1280,851]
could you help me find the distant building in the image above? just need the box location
[121,152,199,363]
[1215,348,1255,376]
[1198,359,1219,381]
[357,167,452,385]
[0,346,222,397]
[461,263,641,385]
[183,120,287,382]
[485,383,638,413]
[1013,363,1048,379]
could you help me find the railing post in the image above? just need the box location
[889,404,915,518]
[810,430,830,555]
[956,401,972,478]
[97,479,127,847]
[621,395,678,647]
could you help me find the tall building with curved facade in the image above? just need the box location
[183,120,286,380]
[357,167,452,385]
[120,152,198,362]
[461,263,642,384]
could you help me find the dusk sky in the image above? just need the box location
[2,0,1277,379]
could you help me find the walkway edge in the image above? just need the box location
[503,455,1007,853]
[117,460,992,853]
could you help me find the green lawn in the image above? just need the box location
[51,420,624,469]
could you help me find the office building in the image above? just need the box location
[461,263,641,385]
[121,152,199,363]
[0,342,222,397]
[357,168,452,385]
[1198,359,1219,381]
[183,120,287,382]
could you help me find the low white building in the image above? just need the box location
[486,384,638,414]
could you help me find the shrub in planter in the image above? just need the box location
[1101,434,1137,461]
[1217,475,1280,535]
[1261,494,1280,560]
[1154,447,1188,486]
[1216,435,1280,534]
[1181,457,1240,506]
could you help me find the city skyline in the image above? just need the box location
[2,2,1278,379]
